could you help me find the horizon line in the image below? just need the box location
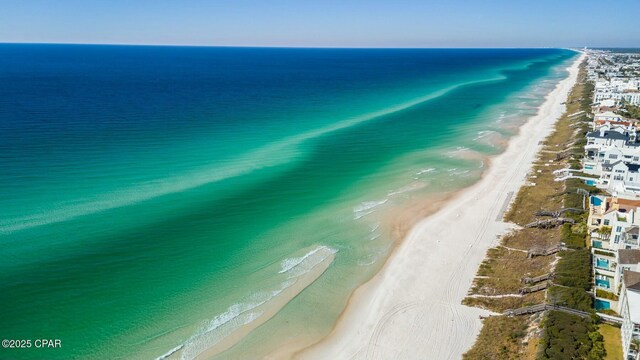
[0,41,608,50]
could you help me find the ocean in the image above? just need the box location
[0,45,576,359]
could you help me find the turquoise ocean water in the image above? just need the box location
[0,45,576,359]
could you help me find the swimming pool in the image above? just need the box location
[593,240,603,249]
[595,299,611,310]
[595,278,611,288]
[585,179,596,186]
[596,258,610,269]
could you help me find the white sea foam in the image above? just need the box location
[353,199,388,220]
[415,168,435,176]
[353,210,375,220]
[163,245,337,360]
[357,256,377,266]
[156,344,184,360]
[473,130,495,141]
[279,245,337,274]
[282,246,338,278]
[446,147,470,158]
[180,308,266,360]
[388,181,427,196]
[354,199,388,213]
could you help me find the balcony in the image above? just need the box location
[595,277,611,289]
[595,257,612,270]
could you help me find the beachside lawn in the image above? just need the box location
[600,324,623,360]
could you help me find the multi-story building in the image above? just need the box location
[583,125,640,198]
[589,196,640,293]
[619,270,640,359]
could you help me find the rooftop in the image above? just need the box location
[619,249,640,264]
[586,130,629,141]
[624,270,640,292]
[626,226,640,236]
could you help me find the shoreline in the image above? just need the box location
[294,53,585,360]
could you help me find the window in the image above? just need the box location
[605,219,611,225]
[617,226,623,232]
[615,234,621,243]
[634,156,639,161]
[610,154,618,159]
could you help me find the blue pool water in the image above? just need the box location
[595,299,611,310]
[596,278,611,288]
[585,180,596,186]
[591,196,603,206]
[596,258,610,269]
[593,240,603,249]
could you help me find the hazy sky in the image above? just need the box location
[1,0,638,47]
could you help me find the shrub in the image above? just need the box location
[562,223,587,248]
[595,289,619,301]
[593,249,614,257]
[547,286,593,312]
[538,311,605,360]
[554,250,592,290]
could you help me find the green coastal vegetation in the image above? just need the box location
[539,311,605,359]
[464,61,612,359]
[623,102,640,119]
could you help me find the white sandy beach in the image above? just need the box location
[295,53,585,360]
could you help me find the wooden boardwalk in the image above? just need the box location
[522,273,553,284]
[519,281,548,294]
[503,304,592,319]
[525,217,575,229]
[527,244,568,258]
[534,208,584,218]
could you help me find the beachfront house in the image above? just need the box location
[589,196,640,293]
[594,111,628,124]
[584,129,636,175]
[594,248,640,314]
[583,125,637,173]
[617,249,640,293]
[619,270,640,359]
[593,77,640,106]
[582,125,640,198]
[602,161,640,198]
